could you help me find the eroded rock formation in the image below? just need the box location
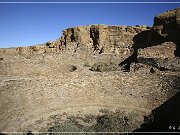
[154,8,180,56]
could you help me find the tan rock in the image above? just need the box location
[138,42,176,59]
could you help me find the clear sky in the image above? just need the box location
[0,1,180,48]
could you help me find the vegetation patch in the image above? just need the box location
[83,62,91,67]
[90,61,119,72]
[47,109,142,134]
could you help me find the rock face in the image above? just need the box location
[138,42,176,59]
[59,25,149,61]
[0,25,148,62]
[154,8,180,56]
[0,8,180,133]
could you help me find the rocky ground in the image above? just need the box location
[0,8,180,134]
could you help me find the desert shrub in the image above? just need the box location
[47,109,141,134]
[47,116,94,135]
[94,109,133,132]
[48,121,83,134]
[90,62,119,72]
[67,65,77,72]
[83,62,91,67]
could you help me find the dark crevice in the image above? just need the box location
[90,26,99,51]
[99,47,104,54]
[70,28,76,42]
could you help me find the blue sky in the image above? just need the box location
[0,1,180,48]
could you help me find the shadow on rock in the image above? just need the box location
[119,25,180,72]
[119,29,166,71]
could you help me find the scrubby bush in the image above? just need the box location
[90,62,119,72]
[47,109,141,134]
[83,62,91,67]
[94,109,133,132]
[48,121,83,134]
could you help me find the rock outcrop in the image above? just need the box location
[154,8,180,56]
[0,25,149,64]
[138,42,176,59]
